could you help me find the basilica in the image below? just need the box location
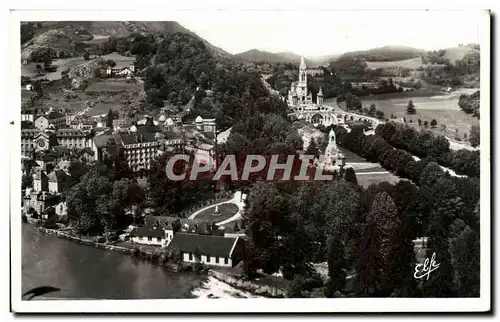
[287,57,324,108]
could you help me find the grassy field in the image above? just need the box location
[21,52,134,81]
[359,89,479,139]
[85,80,142,93]
[82,34,110,45]
[366,57,429,70]
[194,203,239,223]
[356,172,401,188]
[100,53,135,69]
[325,88,479,140]
[21,57,93,81]
[85,102,122,117]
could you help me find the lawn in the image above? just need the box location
[194,203,239,223]
[356,172,402,188]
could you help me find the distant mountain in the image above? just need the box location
[234,49,318,66]
[275,52,316,67]
[336,45,425,62]
[308,54,342,67]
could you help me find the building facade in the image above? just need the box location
[287,57,313,107]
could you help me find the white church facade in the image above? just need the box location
[287,57,338,126]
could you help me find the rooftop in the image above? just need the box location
[167,233,239,258]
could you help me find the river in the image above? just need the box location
[21,224,203,299]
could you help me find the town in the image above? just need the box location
[19,20,482,300]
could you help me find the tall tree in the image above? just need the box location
[469,125,480,147]
[344,167,358,185]
[324,233,346,297]
[451,225,480,297]
[358,192,413,296]
[106,109,114,128]
[422,208,457,297]
[406,100,416,115]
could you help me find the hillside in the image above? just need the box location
[336,45,424,62]
[442,46,480,65]
[21,21,231,62]
[275,52,317,67]
[234,49,316,66]
[308,54,342,67]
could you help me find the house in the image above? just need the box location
[167,233,246,268]
[130,216,207,247]
[48,170,69,194]
[32,168,48,192]
[34,116,49,130]
[34,111,66,130]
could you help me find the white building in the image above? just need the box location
[167,233,246,268]
[287,57,313,107]
[324,129,339,167]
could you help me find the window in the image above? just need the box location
[224,258,228,265]
[189,253,193,260]
[138,236,142,241]
[206,255,210,262]
[157,237,161,242]
[148,236,152,241]
[215,257,219,264]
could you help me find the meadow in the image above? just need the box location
[325,88,479,140]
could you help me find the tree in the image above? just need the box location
[287,275,306,298]
[83,51,90,60]
[368,104,376,117]
[305,140,319,159]
[106,109,114,128]
[358,192,407,296]
[406,100,416,115]
[343,167,358,185]
[424,120,429,128]
[430,119,437,128]
[422,208,457,297]
[418,119,422,126]
[451,225,479,297]
[324,233,346,297]
[469,125,480,147]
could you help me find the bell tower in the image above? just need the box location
[298,56,307,100]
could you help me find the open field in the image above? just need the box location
[366,57,429,70]
[194,203,239,223]
[22,57,90,81]
[359,89,479,139]
[325,88,479,141]
[85,80,142,93]
[100,53,135,69]
[82,34,110,45]
[21,52,135,81]
[356,172,402,188]
[85,102,122,117]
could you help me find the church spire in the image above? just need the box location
[300,56,306,70]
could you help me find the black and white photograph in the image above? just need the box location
[9,8,491,313]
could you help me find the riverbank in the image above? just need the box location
[35,226,194,273]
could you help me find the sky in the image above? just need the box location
[179,10,485,57]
